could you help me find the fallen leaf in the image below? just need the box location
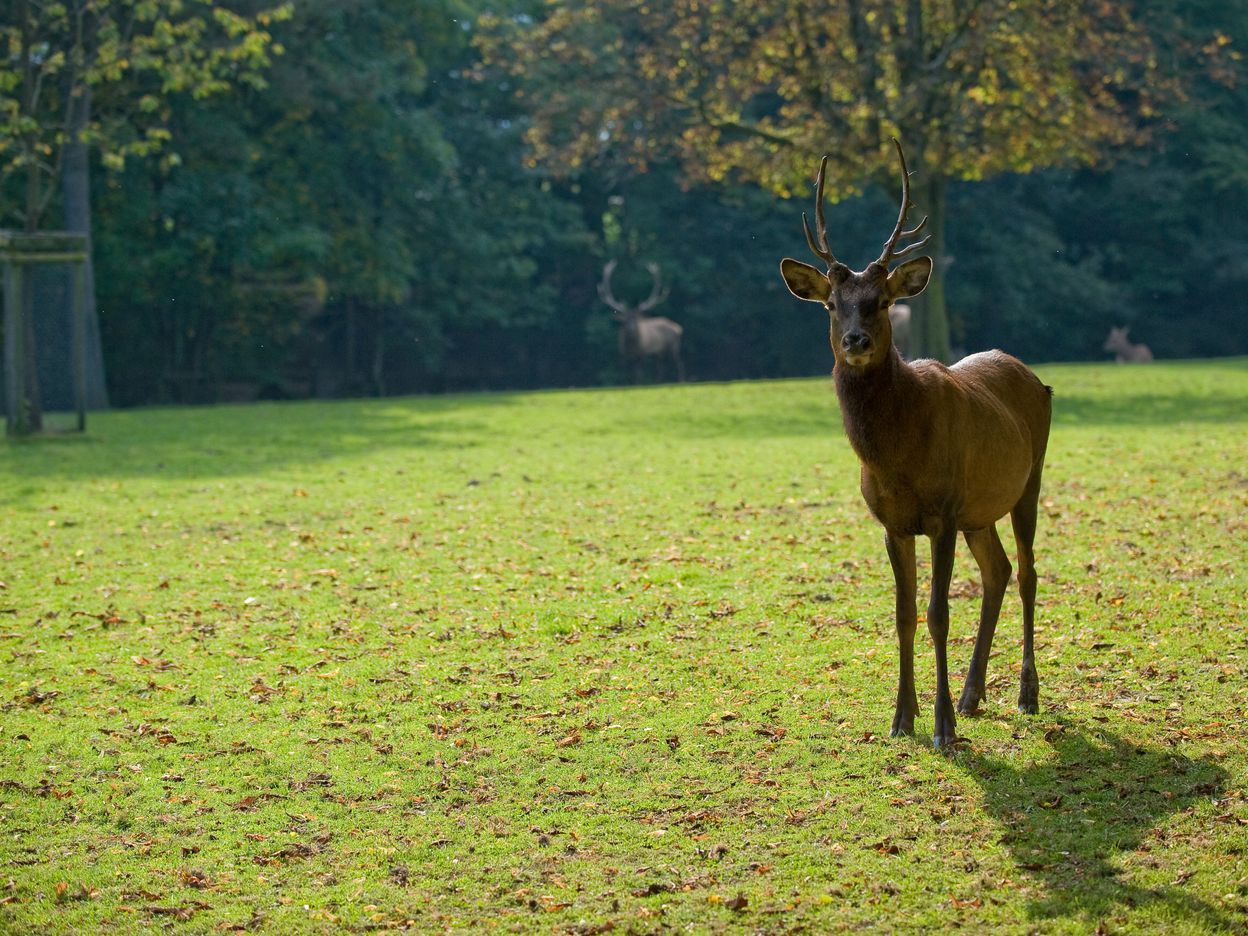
[630,882,672,897]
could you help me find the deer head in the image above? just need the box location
[780,139,933,369]
[1103,326,1130,354]
[599,260,669,324]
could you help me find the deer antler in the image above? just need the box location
[600,260,669,314]
[637,262,670,312]
[876,138,932,270]
[802,156,839,270]
[598,260,628,313]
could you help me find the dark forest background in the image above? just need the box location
[4,0,1246,408]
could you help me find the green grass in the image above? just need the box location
[1,360,1246,934]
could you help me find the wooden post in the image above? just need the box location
[72,262,87,432]
[1,230,90,436]
[4,260,27,436]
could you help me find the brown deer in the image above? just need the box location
[1103,325,1153,363]
[599,260,685,383]
[779,140,1053,748]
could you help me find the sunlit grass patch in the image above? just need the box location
[2,361,1246,933]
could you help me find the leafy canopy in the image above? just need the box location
[482,0,1164,197]
[1,0,291,227]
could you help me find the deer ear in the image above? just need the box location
[780,259,831,303]
[887,256,932,300]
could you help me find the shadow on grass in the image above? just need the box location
[964,723,1231,929]
[637,406,840,440]
[0,393,520,488]
[1045,357,1248,427]
[1052,390,1248,427]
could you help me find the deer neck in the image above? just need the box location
[618,315,644,358]
[833,347,920,467]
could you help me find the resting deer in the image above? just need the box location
[1103,326,1153,363]
[779,140,1053,748]
[599,260,685,383]
[888,303,912,359]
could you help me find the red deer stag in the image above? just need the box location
[599,260,685,383]
[779,140,1053,748]
[1103,325,1153,363]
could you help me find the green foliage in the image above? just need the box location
[484,0,1163,194]
[481,0,1175,361]
[10,0,1246,403]
[1,362,1246,931]
[90,0,602,403]
[0,0,289,228]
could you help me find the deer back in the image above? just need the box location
[837,350,1051,535]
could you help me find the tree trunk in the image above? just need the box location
[914,174,952,363]
[62,82,111,410]
[345,299,357,393]
[17,0,43,432]
[371,309,386,397]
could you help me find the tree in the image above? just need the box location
[234,0,593,397]
[86,0,598,403]
[483,0,1166,360]
[1,0,288,425]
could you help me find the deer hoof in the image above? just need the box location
[1018,668,1039,714]
[932,700,957,749]
[889,713,915,738]
[956,686,984,716]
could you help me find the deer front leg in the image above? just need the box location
[928,525,958,748]
[884,531,918,737]
[672,349,686,383]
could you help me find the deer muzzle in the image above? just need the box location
[841,330,873,363]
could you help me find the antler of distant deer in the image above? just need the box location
[598,260,669,314]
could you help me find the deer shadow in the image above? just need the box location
[960,722,1232,930]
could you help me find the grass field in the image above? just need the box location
[1,359,1246,934]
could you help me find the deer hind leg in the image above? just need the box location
[884,531,918,737]
[957,526,1012,715]
[927,525,959,748]
[1010,468,1044,714]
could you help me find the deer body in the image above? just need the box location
[1103,326,1153,363]
[600,261,685,382]
[780,141,1052,747]
[844,351,1049,536]
[620,314,684,370]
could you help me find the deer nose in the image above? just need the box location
[842,331,872,355]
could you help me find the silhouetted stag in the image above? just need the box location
[599,260,685,383]
[779,140,1053,748]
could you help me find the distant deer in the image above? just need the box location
[889,303,912,358]
[599,260,685,383]
[780,140,1053,748]
[1103,326,1153,363]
